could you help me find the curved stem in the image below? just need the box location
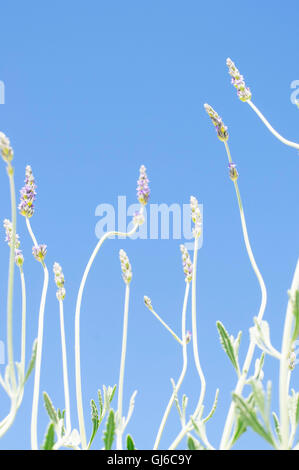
[247,100,299,151]
[25,217,38,247]
[116,284,130,450]
[59,300,71,435]
[75,223,139,450]
[219,141,267,449]
[154,282,190,450]
[169,236,207,450]
[30,263,48,450]
[20,267,26,374]
[6,164,17,392]
[0,396,18,437]
[279,259,299,449]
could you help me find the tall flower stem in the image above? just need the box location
[59,300,71,435]
[26,217,49,450]
[279,259,299,449]
[219,141,267,449]
[169,236,207,450]
[6,163,17,392]
[20,267,27,374]
[154,282,190,450]
[247,100,299,151]
[116,284,130,450]
[75,223,139,450]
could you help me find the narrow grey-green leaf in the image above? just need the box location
[126,434,135,450]
[42,422,55,450]
[291,291,299,342]
[103,410,115,450]
[232,393,275,446]
[88,399,100,449]
[249,380,265,419]
[109,385,117,404]
[216,321,239,373]
[203,389,219,423]
[43,392,58,424]
[98,389,103,418]
[272,412,281,443]
[24,339,37,384]
[187,435,197,450]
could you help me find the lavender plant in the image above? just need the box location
[0,57,298,451]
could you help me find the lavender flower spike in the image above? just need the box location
[53,262,66,300]
[180,244,193,283]
[204,104,229,142]
[190,196,202,239]
[32,244,47,263]
[137,165,150,205]
[3,218,20,249]
[226,58,251,102]
[119,249,132,284]
[18,165,37,218]
[3,219,24,266]
[0,132,14,163]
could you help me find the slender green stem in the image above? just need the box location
[219,141,267,450]
[59,300,71,435]
[149,308,183,345]
[0,397,18,437]
[153,282,190,450]
[169,236,207,450]
[20,267,26,374]
[6,163,17,392]
[116,284,130,450]
[75,223,139,450]
[30,263,48,450]
[279,259,299,449]
[247,100,299,151]
[25,218,49,450]
[25,217,38,247]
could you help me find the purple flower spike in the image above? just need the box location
[18,165,37,218]
[32,244,47,262]
[204,104,229,142]
[137,165,150,205]
[226,58,251,102]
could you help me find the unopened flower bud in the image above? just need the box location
[144,296,153,310]
[228,162,239,181]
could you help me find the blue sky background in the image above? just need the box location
[0,0,299,450]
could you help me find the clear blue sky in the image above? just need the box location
[0,0,299,450]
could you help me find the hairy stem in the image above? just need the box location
[219,141,267,449]
[116,284,130,450]
[26,218,49,450]
[154,282,190,450]
[279,259,299,449]
[169,236,207,449]
[59,300,71,435]
[247,100,299,151]
[75,223,139,450]
[6,164,17,392]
